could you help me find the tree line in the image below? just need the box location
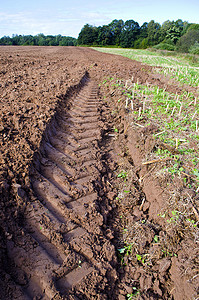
[77,19,199,54]
[0,20,198,54]
[0,34,77,46]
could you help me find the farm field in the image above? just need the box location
[92,47,199,88]
[0,46,198,299]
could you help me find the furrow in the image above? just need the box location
[8,76,117,298]
[56,263,94,292]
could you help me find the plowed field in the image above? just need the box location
[0,46,198,299]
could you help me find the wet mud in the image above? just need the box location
[0,46,198,299]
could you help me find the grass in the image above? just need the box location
[92,47,199,88]
[92,47,199,67]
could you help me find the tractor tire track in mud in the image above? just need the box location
[7,74,117,299]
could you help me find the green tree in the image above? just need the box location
[189,41,199,54]
[11,34,21,45]
[139,22,148,39]
[78,24,98,45]
[0,33,77,46]
[160,20,173,41]
[37,33,47,46]
[108,19,124,45]
[134,22,149,48]
[166,25,182,44]
[187,23,199,32]
[22,35,35,45]
[97,25,112,45]
[59,36,77,46]
[176,29,199,52]
[0,36,12,45]
[147,20,161,46]
[120,20,140,48]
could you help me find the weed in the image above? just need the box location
[168,164,184,177]
[162,249,177,257]
[155,148,171,158]
[78,260,82,268]
[154,235,159,243]
[136,254,146,264]
[193,168,199,180]
[117,170,128,180]
[167,210,180,223]
[186,218,197,228]
[118,242,133,257]
[117,242,134,265]
[127,287,140,299]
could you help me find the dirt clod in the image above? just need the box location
[0,46,198,300]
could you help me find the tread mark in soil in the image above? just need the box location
[7,75,117,299]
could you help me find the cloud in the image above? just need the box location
[0,12,40,35]
[81,11,110,22]
[0,11,79,37]
[0,12,25,23]
[58,10,111,27]
[0,8,111,38]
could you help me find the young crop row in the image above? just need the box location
[154,65,199,88]
[93,47,199,88]
[100,76,199,192]
[101,77,199,299]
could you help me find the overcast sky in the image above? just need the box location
[0,0,198,38]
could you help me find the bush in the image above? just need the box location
[187,24,199,32]
[134,38,149,49]
[189,41,199,55]
[176,30,199,52]
[153,42,175,51]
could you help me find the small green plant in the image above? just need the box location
[193,168,199,180]
[117,170,128,179]
[186,218,197,228]
[127,287,140,299]
[78,260,82,268]
[136,254,145,264]
[118,242,133,265]
[168,163,184,177]
[118,243,133,257]
[158,212,166,218]
[162,249,177,257]
[124,190,130,193]
[155,148,171,156]
[167,210,180,223]
[154,235,159,243]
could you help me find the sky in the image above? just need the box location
[0,0,198,38]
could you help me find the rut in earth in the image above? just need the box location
[7,75,117,299]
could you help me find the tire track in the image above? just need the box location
[7,74,117,299]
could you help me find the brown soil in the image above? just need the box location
[0,46,198,299]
